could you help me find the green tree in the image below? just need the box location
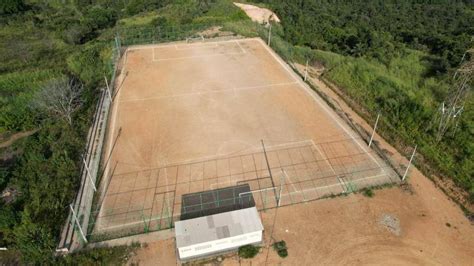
[0,0,24,15]
[13,210,55,264]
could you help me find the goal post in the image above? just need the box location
[186,34,205,43]
[238,186,278,210]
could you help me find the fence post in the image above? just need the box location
[104,76,112,101]
[267,23,272,46]
[70,204,88,244]
[304,59,309,81]
[402,145,417,181]
[83,158,97,192]
[368,113,380,147]
[115,33,121,52]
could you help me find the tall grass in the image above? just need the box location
[311,48,472,201]
[0,70,60,133]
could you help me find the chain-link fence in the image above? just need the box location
[57,38,122,251]
[59,22,418,249]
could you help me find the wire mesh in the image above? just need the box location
[87,136,403,242]
[62,23,418,246]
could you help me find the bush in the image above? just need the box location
[238,245,260,259]
[272,240,288,258]
[277,248,288,258]
[0,0,24,15]
[67,43,110,86]
[362,188,374,198]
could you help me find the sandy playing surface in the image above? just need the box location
[94,38,397,242]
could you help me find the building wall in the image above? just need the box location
[178,230,262,260]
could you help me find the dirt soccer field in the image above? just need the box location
[93,38,399,238]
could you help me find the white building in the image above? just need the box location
[175,207,264,261]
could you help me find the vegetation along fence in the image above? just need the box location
[57,22,418,249]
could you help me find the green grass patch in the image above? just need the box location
[118,11,160,27]
[0,70,62,132]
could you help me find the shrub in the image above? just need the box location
[273,240,286,250]
[0,0,24,15]
[277,248,288,258]
[362,188,374,198]
[272,240,288,258]
[238,245,259,259]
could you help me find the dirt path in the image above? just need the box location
[0,129,38,149]
[234,3,280,24]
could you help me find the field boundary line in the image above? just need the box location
[126,38,247,51]
[235,40,246,53]
[119,81,297,103]
[286,173,388,196]
[174,43,218,50]
[152,51,245,62]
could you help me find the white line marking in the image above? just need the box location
[264,139,314,152]
[235,40,246,53]
[98,213,171,231]
[119,81,297,103]
[152,51,245,62]
[337,177,347,192]
[174,43,218,50]
[282,170,299,194]
[126,38,247,51]
[312,141,336,175]
[287,173,388,195]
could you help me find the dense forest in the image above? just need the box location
[0,0,472,263]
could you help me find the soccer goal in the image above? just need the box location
[186,34,205,43]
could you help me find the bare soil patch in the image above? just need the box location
[0,129,38,149]
[234,3,280,24]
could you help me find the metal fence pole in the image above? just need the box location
[304,59,309,81]
[267,23,272,46]
[70,204,88,244]
[368,113,381,147]
[402,145,417,181]
[83,158,97,192]
[104,76,112,101]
